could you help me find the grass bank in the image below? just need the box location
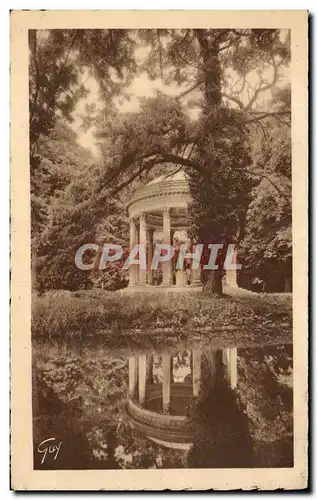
[32,289,292,349]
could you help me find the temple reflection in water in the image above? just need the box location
[33,341,293,469]
[127,347,238,450]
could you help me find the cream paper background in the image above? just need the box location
[10,10,308,490]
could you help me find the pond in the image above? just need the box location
[32,340,293,469]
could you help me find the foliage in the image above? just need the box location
[236,344,293,466]
[97,30,291,194]
[29,29,136,150]
[33,343,128,469]
[239,114,292,291]
[115,420,187,469]
[186,344,293,468]
[30,29,135,292]
[35,195,129,293]
[137,29,290,105]
[32,120,129,292]
[31,121,94,237]
[33,342,187,469]
[187,108,253,253]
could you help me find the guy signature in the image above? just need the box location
[37,438,63,465]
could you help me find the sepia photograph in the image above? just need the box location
[10,11,308,491]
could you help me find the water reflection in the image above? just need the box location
[33,342,293,469]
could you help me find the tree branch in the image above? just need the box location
[176,80,203,99]
[176,75,246,109]
[159,152,206,175]
[221,91,245,109]
[262,174,291,203]
[249,110,291,122]
[110,156,160,196]
[102,148,162,191]
[232,29,254,38]
[217,35,243,52]
[245,57,280,111]
[250,172,291,203]
[105,149,205,197]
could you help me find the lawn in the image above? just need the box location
[32,288,292,350]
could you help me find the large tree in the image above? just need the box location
[96,29,290,294]
[33,120,131,292]
[29,29,136,238]
[30,29,291,294]
[29,29,136,291]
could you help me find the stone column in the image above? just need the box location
[192,349,201,397]
[222,349,228,366]
[207,347,218,385]
[128,356,138,398]
[138,354,147,406]
[225,246,238,288]
[170,230,175,285]
[146,227,154,285]
[162,208,173,286]
[226,348,237,389]
[226,270,238,288]
[128,217,138,287]
[146,354,154,384]
[162,354,171,414]
[175,270,188,287]
[191,267,201,287]
[138,213,147,286]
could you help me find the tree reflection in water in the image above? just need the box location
[187,350,254,468]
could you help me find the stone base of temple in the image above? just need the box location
[121,284,203,294]
[127,282,138,289]
[126,398,191,448]
[190,281,202,288]
[223,283,241,293]
[122,283,244,294]
[148,436,191,451]
[161,282,174,288]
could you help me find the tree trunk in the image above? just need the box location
[203,269,223,295]
[194,30,222,107]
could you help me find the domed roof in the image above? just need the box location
[127,168,191,224]
[147,170,188,185]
